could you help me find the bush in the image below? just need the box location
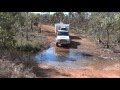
[15,32,48,53]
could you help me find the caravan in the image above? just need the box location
[55,22,70,47]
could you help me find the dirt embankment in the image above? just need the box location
[38,25,120,78]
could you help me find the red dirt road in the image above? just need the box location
[39,25,120,78]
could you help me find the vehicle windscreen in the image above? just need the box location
[61,28,67,30]
[58,32,69,36]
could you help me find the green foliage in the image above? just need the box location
[0,12,120,51]
[0,12,23,48]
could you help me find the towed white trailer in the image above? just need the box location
[55,22,70,35]
[55,22,70,47]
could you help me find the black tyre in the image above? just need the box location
[66,44,70,47]
[63,44,69,47]
[56,42,59,47]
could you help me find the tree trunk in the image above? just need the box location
[38,24,41,33]
[26,12,29,41]
[26,28,29,41]
[106,29,110,48]
[31,20,33,32]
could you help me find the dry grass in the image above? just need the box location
[0,59,36,78]
[0,27,51,78]
[0,26,54,78]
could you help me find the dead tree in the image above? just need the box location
[38,24,41,33]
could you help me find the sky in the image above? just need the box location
[32,12,69,15]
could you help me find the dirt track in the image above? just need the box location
[38,25,120,78]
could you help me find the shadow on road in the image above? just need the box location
[70,35,82,40]
[32,66,70,78]
[61,40,81,49]
[69,40,81,49]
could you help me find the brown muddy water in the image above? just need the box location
[35,43,120,70]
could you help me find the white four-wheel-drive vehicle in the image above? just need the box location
[55,22,70,47]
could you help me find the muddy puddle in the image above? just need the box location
[35,45,120,70]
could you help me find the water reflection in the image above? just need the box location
[35,47,120,69]
[54,47,69,57]
[35,47,93,63]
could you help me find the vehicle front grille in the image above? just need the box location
[60,39,67,44]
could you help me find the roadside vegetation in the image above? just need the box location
[43,12,120,51]
[0,12,48,77]
[0,12,120,78]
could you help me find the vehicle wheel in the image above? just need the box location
[65,44,69,47]
[67,44,70,47]
[56,42,59,47]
